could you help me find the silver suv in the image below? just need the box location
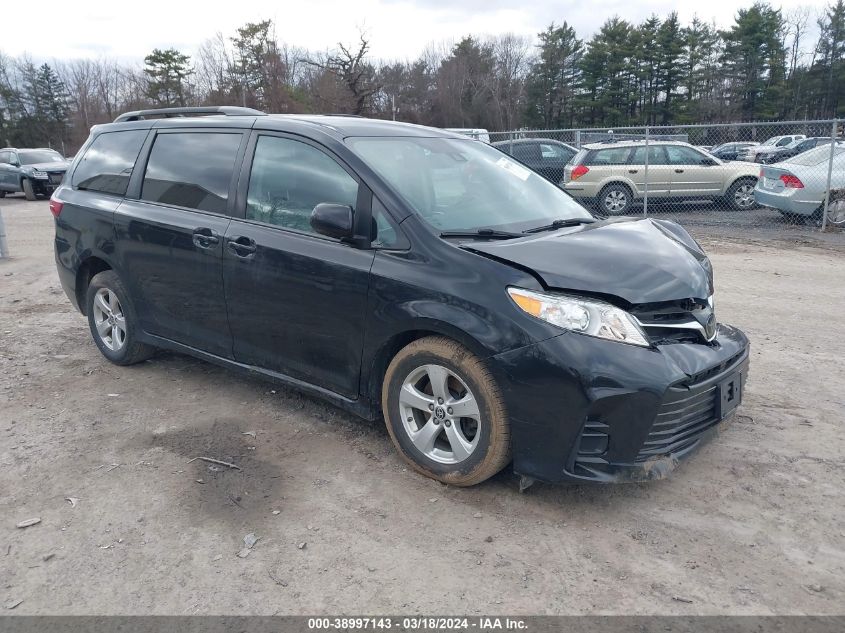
[563,140,760,216]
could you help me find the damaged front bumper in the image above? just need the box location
[491,324,750,484]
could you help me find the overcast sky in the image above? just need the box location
[3,0,832,63]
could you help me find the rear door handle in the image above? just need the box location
[674,169,684,173]
[227,236,257,257]
[628,169,638,174]
[192,228,220,248]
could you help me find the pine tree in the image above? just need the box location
[523,22,583,128]
[144,48,192,107]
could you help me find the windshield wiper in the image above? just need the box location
[439,228,524,240]
[523,218,596,234]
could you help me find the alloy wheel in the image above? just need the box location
[398,364,481,464]
[734,183,755,209]
[92,288,127,351]
[603,189,628,214]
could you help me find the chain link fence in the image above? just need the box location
[466,121,845,239]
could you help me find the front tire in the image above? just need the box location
[726,178,757,211]
[597,183,633,216]
[22,179,37,201]
[382,336,511,486]
[85,270,155,365]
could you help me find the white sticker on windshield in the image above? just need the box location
[496,157,531,181]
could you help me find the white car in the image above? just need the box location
[740,135,806,162]
[754,144,845,223]
[444,128,491,143]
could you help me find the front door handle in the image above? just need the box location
[628,169,638,174]
[227,236,257,257]
[192,228,220,248]
[674,169,684,173]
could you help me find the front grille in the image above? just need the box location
[630,298,713,345]
[636,385,719,460]
[683,349,745,386]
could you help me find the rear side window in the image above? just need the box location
[141,132,242,213]
[586,147,631,166]
[630,146,669,165]
[72,130,147,195]
[512,144,540,162]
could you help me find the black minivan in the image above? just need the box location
[52,107,749,487]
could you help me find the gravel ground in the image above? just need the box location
[0,196,843,615]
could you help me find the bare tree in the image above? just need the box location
[304,32,381,114]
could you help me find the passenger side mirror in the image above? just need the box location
[310,203,355,240]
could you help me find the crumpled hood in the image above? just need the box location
[25,161,69,172]
[464,218,713,305]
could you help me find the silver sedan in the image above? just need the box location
[754,144,845,224]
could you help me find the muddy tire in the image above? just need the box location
[382,336,511,486]
[86,270,155,366]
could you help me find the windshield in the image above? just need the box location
[347,137,592,233]
[761,138,779,146]
[19,150,64,165]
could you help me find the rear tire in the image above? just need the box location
[85,270,155,366]
[597,183,633,216]
[725,178,757,211]
[0,190,6,198]
[22,179,37,201]
[382,336,511,486]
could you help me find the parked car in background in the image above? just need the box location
[757,137,840,164]
[754,144,845,224]
[52,106,749,487]
[739,135,806,162]
[0,147,69,200]
[562,140,760,215]
[492,138,577,183]
[709,142,758,161]
[444,128,490,143]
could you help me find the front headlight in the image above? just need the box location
[508,287,650,347]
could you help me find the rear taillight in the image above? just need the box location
[571,165,590,180]
[779,174,804,189]
[759,169,764,178]
[49,197,64,218]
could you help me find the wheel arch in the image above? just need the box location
[725,174,758,195]
[364,321,490,412]
[75,256,113,315]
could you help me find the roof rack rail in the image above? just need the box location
[113,106,265,123]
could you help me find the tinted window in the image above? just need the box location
[587,147,632,165]
[630,146,669,165]
[665,146,707,165]
[142,132,242,213]
[246,136,358,234]
[72,131,147,195]
[512,144,540,162]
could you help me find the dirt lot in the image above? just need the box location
[0,196,843,615]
